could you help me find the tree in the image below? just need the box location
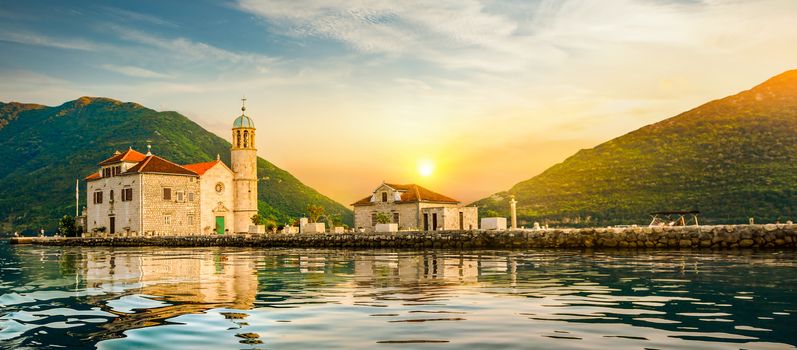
[251,213,264,225]
[375,212,392,224]
[307,204,325,223]
[482,209,502,218]
[58,215,79,237]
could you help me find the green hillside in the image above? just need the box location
[474,70,797,227]
[0,97,352,233]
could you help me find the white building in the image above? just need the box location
[84,102,258,236]
[352,182,478,232]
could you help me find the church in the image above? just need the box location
[84,102,258,236]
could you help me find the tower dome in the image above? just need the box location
[233,114,255,128]
[233,99,255,128]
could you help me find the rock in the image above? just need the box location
[739,239,754,248]
[601,239,618,247]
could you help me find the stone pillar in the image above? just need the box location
[509,195,517,230]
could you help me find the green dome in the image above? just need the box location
[233,114,254,128]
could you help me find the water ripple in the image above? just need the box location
[0,244,795,349]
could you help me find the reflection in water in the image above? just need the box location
[0,243,796,349]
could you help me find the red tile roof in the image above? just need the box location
[125,155,198,176]
[84,172,101,181]
[98,148,147,166]
[182,160,222,175]
[352,183,460,206]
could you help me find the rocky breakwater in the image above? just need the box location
[9,224,797,250]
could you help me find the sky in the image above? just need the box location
[1,0,797,206]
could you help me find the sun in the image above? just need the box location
[418,159,435,177]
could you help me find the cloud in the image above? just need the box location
[235,0,796,76]
[235,0,533,71]
[100,6,179,28]
[107,25,277,69]
[100,64,171,79]
[0,31,100,51]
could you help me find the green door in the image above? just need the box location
[215,216,225,235]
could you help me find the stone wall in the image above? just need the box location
[422,206,478,231]
[140,173,200,235]
[355,202,420,232]
[16,224,797,250]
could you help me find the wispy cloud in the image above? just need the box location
[100,64,171,79]
[235,0,794,75]
[236,0,532,72]
[106,25,277,69]
[0,31,100,51]
[100,6,179,28]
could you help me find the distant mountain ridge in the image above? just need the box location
[473,70,797,226]
[0,96,352,232]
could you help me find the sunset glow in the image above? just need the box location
[1,1,796,205]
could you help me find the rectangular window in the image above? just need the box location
[393,212,399,224]
[371,212,377,226]
[176,191,184,202]
[103,168,110,178]
[93,191,103,204]
[188,192,194,201]
[187,214,194,225]
[163,188,171,201]
[114,166,121,175]
[121,188,133,202]
[381,192,388,202]
[164,215,172,225]
[459,212,464,230]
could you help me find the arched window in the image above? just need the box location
[236,131,241,148]
[243,130,249,148]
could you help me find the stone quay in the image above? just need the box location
[7,224,797,250]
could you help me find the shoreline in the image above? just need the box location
[7,224,797,250]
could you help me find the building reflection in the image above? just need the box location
[75,249,258,341]
[83,250,258,308]
[49,248,524,342]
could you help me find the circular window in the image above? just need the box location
[215,182,224,193]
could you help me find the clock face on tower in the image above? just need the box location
[215,182,224,193]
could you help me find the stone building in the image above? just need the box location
[84,102,258,236]
[352,183,478,232]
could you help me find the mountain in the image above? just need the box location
[0,97,352,233]
[473,70,797,226]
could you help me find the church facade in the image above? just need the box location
[84,104,258,236]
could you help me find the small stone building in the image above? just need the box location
[352,183,478,232]
[84,102,258,236]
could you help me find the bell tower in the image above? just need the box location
[231,98,258,233]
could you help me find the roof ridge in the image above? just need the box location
[153,155,197,174]
[138,156,154,170]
